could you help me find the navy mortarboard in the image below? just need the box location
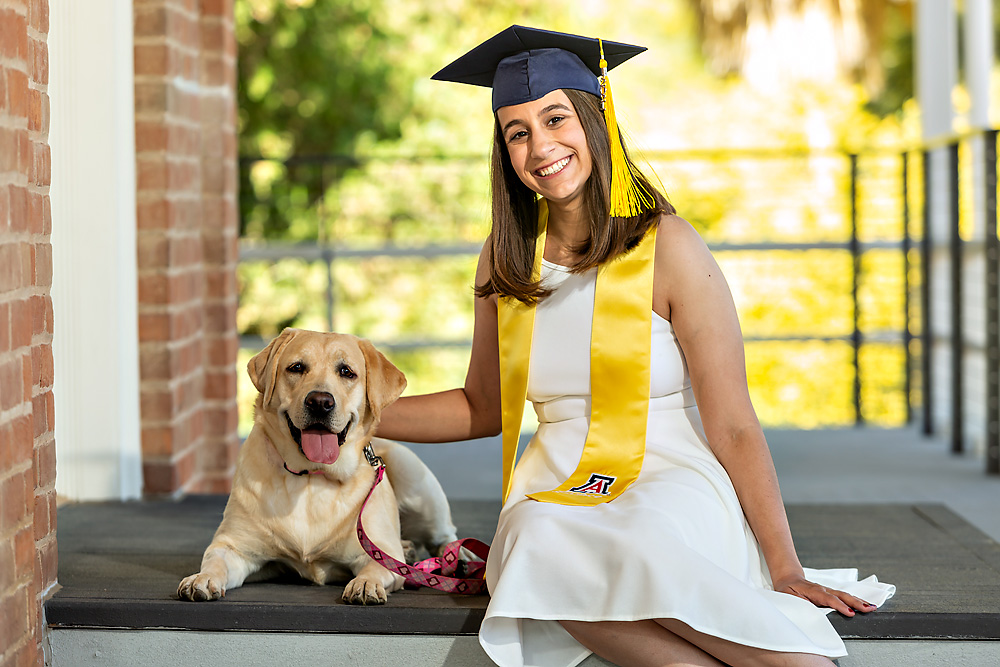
[432,25,652,218]
[431,25,646,112]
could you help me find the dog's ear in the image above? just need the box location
[248,328,300,406]
[358,338,407,422]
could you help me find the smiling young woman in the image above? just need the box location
[376,25,895,667]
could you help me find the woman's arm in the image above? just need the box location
[376,245,503,443]
[654,215,874,616]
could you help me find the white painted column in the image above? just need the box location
[963,0,992,234]
[915,1,959,435]
[49,0,143,500]
[916,1,957,140]
[963,0,994,451]
[964,0,992,130]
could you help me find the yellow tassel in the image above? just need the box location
[599,39,652,218]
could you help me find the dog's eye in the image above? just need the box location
[287,362,306,374]
[338,365,356,380]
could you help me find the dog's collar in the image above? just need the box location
[283,462,325,476]
[263,434,327,476]
[289,442,381,475]
[363,442,383,469]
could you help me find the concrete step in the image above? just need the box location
[46,630,1000,667]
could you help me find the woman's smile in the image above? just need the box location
[536,156,572,178]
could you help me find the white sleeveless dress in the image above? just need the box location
[478,260,895,667]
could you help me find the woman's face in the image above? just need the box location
[496,89,593,208]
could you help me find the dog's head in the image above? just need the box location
[248,329,406,472]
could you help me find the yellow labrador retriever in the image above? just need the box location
[177,328,459,605]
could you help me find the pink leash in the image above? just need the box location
[356,443,490,595]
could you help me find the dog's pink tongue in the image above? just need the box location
[301,429,340,464]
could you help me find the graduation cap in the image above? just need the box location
[431,25,646,112]
[432,25,653,217]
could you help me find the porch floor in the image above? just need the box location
[47,428,1000,666]
[49,500,1000,638]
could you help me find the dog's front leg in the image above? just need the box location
[177,544,259,601]
[342,553,404,605]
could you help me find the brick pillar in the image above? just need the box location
[198,0,239,493]
[134,0,238,494]
[0,1,55,665]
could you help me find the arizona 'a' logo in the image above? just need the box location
[568,473,616,496]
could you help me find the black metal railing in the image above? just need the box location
[986,132,1000,474]
[237,138,1000,472]
[916,130,1000,473]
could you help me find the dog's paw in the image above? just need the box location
[177,573,226,601]
[342,577,388,605]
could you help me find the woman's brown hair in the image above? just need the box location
[475,88,675,304]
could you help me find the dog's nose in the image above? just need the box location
[304,391,336,415]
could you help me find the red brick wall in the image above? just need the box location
[0,1,55,665]
[134,0,238,494]
[198,0,240,493]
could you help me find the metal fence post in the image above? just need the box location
[849,154,863,425]
[902,152,913,424]
[323,247,335,333]
[318,163,336,334]
[985,130,999,474]
[949,142,964,454]
[921,150,934,435]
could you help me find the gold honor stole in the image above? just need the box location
[498,200,658,506]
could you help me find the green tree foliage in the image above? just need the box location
[236,0,572,238]
[237,0,413,237]
[237,0,412,158]
[866,2,913,118]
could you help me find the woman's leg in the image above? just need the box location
[655,619,836,667]
[559,619,726,667]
